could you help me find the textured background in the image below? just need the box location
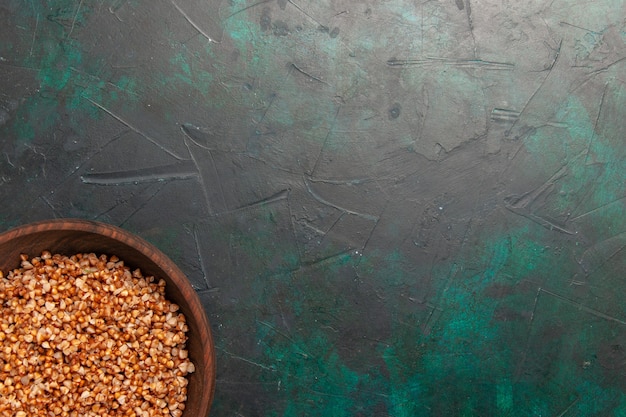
[1,0,626,415]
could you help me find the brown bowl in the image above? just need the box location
[0,219,215,417]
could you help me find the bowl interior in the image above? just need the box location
[0,220,215,417]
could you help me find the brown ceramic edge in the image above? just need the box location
[0,218,216,415]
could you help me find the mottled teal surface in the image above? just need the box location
[1,0,625,416]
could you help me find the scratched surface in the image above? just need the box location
[1,0,626,415]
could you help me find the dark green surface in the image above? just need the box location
[1,1,625,415]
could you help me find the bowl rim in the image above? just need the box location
[0,218,216,416]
